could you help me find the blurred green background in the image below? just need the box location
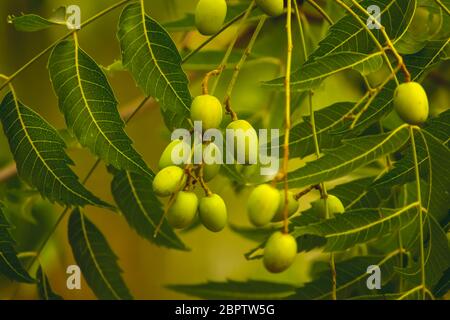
[0,0,448,299]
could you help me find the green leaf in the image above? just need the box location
[433,267,450,298]
[0,203,34,283]
[286,125,409,189]
[341,39,449,133]
[289,253,401,299]
[36,266,63,300]
[68,209,133,300]
[263,52,383,91]
[118,2,192,130]
[48,38,151,178]
[401,215,450,289]
[7,11,65,32]
[110,170,188,251]
[308,0,416,60]
[293,204,418,252]
[329,177,392,210]
[167,280,296,300]
[0,91,109,208]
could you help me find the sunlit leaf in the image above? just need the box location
[118,2,192,130]
[48,38,151,178]
[0,91,109,208]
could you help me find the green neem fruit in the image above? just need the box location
[199,193,227,232]
[263,231,297,273]
[226,120,258,165]
[152,166,186,197]
[247,184,280,227]
[256,0,284,17]
[190,95,223,130]
[158,140,190,169]
[202,143,222,181]
[272,190,299,222]
[311,194,345,219]
[167,191,198,229]
[393,82,429,125]
[195,0,227,36]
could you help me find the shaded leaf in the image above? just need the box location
[68,209,132,300]
[48,38,151,178]
[293,204,418,252]
[264,52,383,91]
[110,170,188,251]
[0,203,34,283]
[433,267,450,298]
[289,253,402,299]
[168,280,296,300]
[7,10,65,32]
[118,3,192,130]
[36,266,63,300]
[0,91,109,207]
[286,125,409,189]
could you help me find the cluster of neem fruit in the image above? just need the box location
[195,0,284,35]
[155,0,430,273]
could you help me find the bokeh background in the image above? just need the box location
[0,0,448,299]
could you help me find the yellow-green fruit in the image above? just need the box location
[198,143,222,181]
[256,0,284,17]
[272,190,299,222]
[312,194,345,219]
[152,166,186,197]
[393,82,429,125]
[167,191,198,229]
[195,0,227,36]
[199,194,227,232]
[263,232,297,273]
[190,95,223,130]
[158,140,190,169]
[247,184,280,227]
[226,120,258,165]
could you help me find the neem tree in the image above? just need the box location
[0,0,449,300]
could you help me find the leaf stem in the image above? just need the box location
[294,1,336,300]
[223,16,266,121]
[0,0,132,92]
[434,0,450,16]
[305,0,334,24]
[409,125,426,300]
[210,0,256,95]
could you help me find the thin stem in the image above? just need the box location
[281,0,293,235]
[333,0,399,86]
[349,0,410,82]
[305,0,334,24]
[181,7,256,64]
[210,0,256,95]
[294,2,336,300]
[410,125,426,300]
[435,0,450,16]
[0,0,131,92]
[223,16,266,121]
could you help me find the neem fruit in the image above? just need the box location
[393,82,429,125]
[190,95,223,130]
[226,119,258,165]
[152,166,186,197]
[271,190,299,222]
[195,0,227,36]
[167,191,198,229]
[256,0,284,17]
[199,193,227,232]
[247,184,280,227]
[158,140,190,169]
[263,231,297,273]
[312,194,345,219]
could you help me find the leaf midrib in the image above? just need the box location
[138,1,189,114]
[10,89,94,205]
